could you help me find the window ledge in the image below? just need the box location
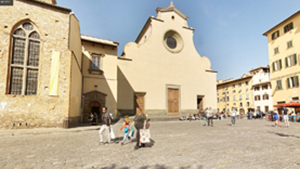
[88,69,104,75]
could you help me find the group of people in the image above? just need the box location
[98,107,148,150]
[273,106,290,128]
[247,110,265,120]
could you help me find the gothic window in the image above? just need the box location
[8,22,40,95]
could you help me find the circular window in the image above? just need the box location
[166,37,177,49]
[163,30,183,53]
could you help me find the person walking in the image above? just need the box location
[119,116,134,145]
[231,107,237,126]
[283,106,289,127]
[236,110,240,120]
[274,108,280,127]
[131,111,147,150]
[99,107,113,145]
[206,107,213,127]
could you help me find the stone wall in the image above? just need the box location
[0,0,72,129]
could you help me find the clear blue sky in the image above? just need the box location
[58,0,300,81]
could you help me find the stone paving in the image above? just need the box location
[1,118,300,169]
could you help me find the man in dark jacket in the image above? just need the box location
[99,107,113,145]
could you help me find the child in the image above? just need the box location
[119,116,134,145]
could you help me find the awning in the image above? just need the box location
[274,102,300,108]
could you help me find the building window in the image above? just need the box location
[233,95,236,101]
[232,84,235,88]
[271,30,280,40]
[276,80,282,90]
[246,93,249,100]
[272,59,282,72]
[257,106,261,111]
[8,22,40,95]
[240,102,243,107]
[265,106,269,113]
[254,95,261,101]
[246,88,248,91]
[292,97,299,101]
[239,94,242,100]
[227,96,229,102]
[226,86,228,90]
[287,40,293,49]
[217,98,219,102]
[284,22,294,33]
[287,76,299,88]
[263,94,269,100]
[233,90,236,93]
[285,54,297,67]
[274,47,279,55]
[247,102,250,107]
[262,85,268,90]
[254,87,260,91]
[238,83,242,87]
[92,55,101,70]
[245,81,249,85]
[166,36,177,49]
[227,91,229,94]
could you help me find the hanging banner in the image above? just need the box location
[49,51,60,96]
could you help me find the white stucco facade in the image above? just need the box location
[117,3,217,116]
[251,67,273,113]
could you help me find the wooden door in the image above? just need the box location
[168,88,179,114]
[135,94,145,115]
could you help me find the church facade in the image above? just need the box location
[117,3,217,116]
[0,1,217,129]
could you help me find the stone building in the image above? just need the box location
[117,2,217,117]
[0,0,83,128]
[217,74,253,114]
[0,1,217,128]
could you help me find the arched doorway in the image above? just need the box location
[83,91,106,123]
[90,101,101,123]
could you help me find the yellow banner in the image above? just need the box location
[49,51,60,96]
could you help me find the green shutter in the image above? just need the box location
[290,22,294,29]
[287,78,291,88]
[285,57,288,67]
[284,26,287,33]
[294,54,297,65]
[279,59,282,69]
[272,62,275,71]
[277,30,280,37]
[296,76,299,87]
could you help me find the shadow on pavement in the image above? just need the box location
[100,164,204,169]
[267,131,300,139]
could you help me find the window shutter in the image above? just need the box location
[272,62,275,71]
[287,78,291,88]
[290,22,294,29]
[285,57,288,67]
[294,54,297,65]
[296,76,299,87]
[284,26,287,33]
[277,30,280,37]
[279,59,282,69]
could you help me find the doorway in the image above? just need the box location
[134,93,146,115]
[197,96,204,113]
[89,101,101,122]
[168,88,179,115]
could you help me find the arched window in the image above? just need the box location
[8,22,40,95]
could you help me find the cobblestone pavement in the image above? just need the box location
[1,118,300,169]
